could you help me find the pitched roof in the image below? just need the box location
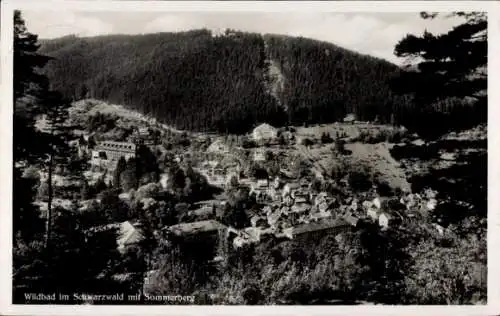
[253,123,277,133]
[344,215,359,227]
[206,139,229,153]
[117,221,144,247]
[97,141,136,152]
[343,113,356,122]
[292,218,349,236]
[168,220,226,236]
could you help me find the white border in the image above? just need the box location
[1,1,499,315]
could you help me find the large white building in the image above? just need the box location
[92,141,136,162]
[251,123,278,143]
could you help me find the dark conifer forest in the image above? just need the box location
[39,30,412,134]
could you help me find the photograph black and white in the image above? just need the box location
[8,2,489,308]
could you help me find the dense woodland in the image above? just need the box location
[39,24,486,138]
[13,10,487,305]
[39,30,415,134]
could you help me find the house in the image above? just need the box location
[293,190,310,202]
[251,123,278,143]
[167,220,229,258]
[433,223,445,236]
[253,191,268,204]
[272,176,282,189]
[267,211,281,228]
[378,212,402,229]
[253,148,267,162]
[130,126,154,144]
[267,187,281,202]
[367,208,379,221]
[343,113,356,124]
[318,201,330,213]
[117,221,144,254]
[256,179,269,188]
[262,205,273,215]
[283,195,294,207]
[314,192,328,206]
[138,127,150,137]
[294,193,309,206]
[282,183,300,198]
[378,213,392,229]
[188,206,215,219]
[290,203,310,214]
[279,168,294,179]
[372,197,382,210]
[206,139,230,154]
[85,221,144,254]
[344,215,360,227]
[289,218,352,242]
[280,206,290,215]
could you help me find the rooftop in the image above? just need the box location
[292,218,349,236]
[97,141,136,151]
[167,220,226,237]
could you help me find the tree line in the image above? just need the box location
[38,29,416,134]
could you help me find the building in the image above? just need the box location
[93,141,136,163]
[130,127,155,145]
[343,113,356,124]
[167,220,227,240]
[378,212,402,229]
[188,205,215,219]
[85,221,144,254]
[167,220,229,261]
[344,215,360,227]
[318,201,330,213]
[289,218,352,242]
[251,179,269,193]
[251,123,278,143]
[367,208,379,221]
[282,183,300,198]
[117,221,145,254]
[206,139,230,154]
[253,148,267,162]
[272,176,282,189]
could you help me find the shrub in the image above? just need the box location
[335,138,346,154]
[348,168,372,192]
[320,132,334,144]
[355,128,407,144]
[301,138,315,146]
[376,181,394,197]
[242,139,257,149]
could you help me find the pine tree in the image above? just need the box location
[392,12,486,133]
[40,90,74,250]
[113,156,127,188]
[13,10,54,166]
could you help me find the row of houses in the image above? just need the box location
[163,212,359,261]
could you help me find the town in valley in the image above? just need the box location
[12,9,487,305]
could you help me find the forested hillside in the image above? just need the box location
[39,30,411,134]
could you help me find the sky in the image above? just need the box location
[21,10,464,64]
